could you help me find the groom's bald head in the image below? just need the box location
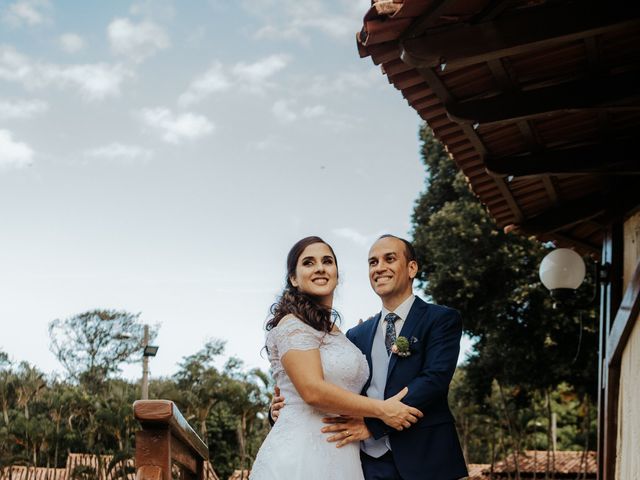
[377,234,417,263]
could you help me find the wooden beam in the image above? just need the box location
[401,0,456,40]
[551,231,601,255]
[486,58,563,206]
[606,259,640,366]
[400,3,640,70]
[446,70,640,125]
[475,0,515,22]
[597,222,625,480]
[505,193,608,235]
[485,141,640,178]
[416,66,525,223]
[134,400,209,461]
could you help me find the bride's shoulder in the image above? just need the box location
[277,315,321,333]
[278,313,304,326]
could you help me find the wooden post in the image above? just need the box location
[134,400,209,480]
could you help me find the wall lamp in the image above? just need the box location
[539,248,587,300]
[539,247,611,303]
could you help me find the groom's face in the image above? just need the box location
[368,237,417,302]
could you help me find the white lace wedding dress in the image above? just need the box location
[250,315,370,480]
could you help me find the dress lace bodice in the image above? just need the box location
[265,315,370,409]
[250,315,370,479]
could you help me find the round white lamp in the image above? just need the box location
[539,248,586,299]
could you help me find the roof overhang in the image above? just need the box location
[357,0,640,256]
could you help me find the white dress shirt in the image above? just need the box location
[362,294,416,457]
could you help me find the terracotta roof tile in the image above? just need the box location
[493,450,597,475]
[356,0,640,254]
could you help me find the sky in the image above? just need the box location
[0,0,472,382]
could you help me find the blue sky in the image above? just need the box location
[0,0,470,380]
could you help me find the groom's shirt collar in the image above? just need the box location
[381,294,415,321]
[380,294,415,333]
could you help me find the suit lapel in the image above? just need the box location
[386,298,428,382]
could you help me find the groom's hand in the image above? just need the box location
[270,386,285,423]
[321,416,371,448]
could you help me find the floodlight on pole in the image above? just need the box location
[140,324,158,400]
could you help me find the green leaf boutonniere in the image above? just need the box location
[391,336,411,357]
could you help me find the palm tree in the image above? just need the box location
[0,353,16,429]
[14,362,46,465]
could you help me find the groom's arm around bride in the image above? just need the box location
[325,235,468,480]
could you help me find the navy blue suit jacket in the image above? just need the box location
[346,297,468,480]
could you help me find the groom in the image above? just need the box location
[320,235,467,480]
[270,234,468,479]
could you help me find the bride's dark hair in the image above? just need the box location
[266,236,340,333]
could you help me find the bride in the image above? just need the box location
[250,236,422,479]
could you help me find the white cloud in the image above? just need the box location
[44,63,131,100]
[85,143,153,162]
[272,99,327,123]
[129,0,176,21]
[108,17,170,63]
[0,98,47,119]
[304,69,381,96]
[332,227,380,247]
[2,0,51,27]
[0,45,131,101]
[247,135,292,152]
[246,0,368,42]
[178,54,290,106]
[302,105,326,118]
[138,107,214,144]
[0,129,33,169]
[178,62,231,107]
[272,99,297,123]
[59,33,85,53]
[231,54,290,87]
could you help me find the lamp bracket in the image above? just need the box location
[598,262,612,285]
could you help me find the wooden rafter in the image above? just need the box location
[400,3,640,70]
[446,70,640,125]
[550,231,601,256]
[487,57,561,205]
[505,193,608,235]
[475,0,515,22]
[485,142,640,178]
[401,0,458,40]
[416,66,524,222]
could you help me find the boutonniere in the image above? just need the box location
[391,336,418,357]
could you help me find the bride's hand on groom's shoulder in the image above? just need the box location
[380,387,423,430]
[321,416,370,448]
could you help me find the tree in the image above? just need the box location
[224,359,271,473]
[173,340,228,440]
[412,125,598,396]
[411,125,599,466]
[2,333,272,478]
[48,310,149,384]
[0,352,16,428]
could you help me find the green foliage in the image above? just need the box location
[0,334,271,480]
[411,124,599,464]
[48,310,151,384]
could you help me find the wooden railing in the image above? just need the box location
[133,400,209,480]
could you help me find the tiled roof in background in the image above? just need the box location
[0,454,221,480]
[467,450,596,478]
[492,450,596,475]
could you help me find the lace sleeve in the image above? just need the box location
[274,316,323,358]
